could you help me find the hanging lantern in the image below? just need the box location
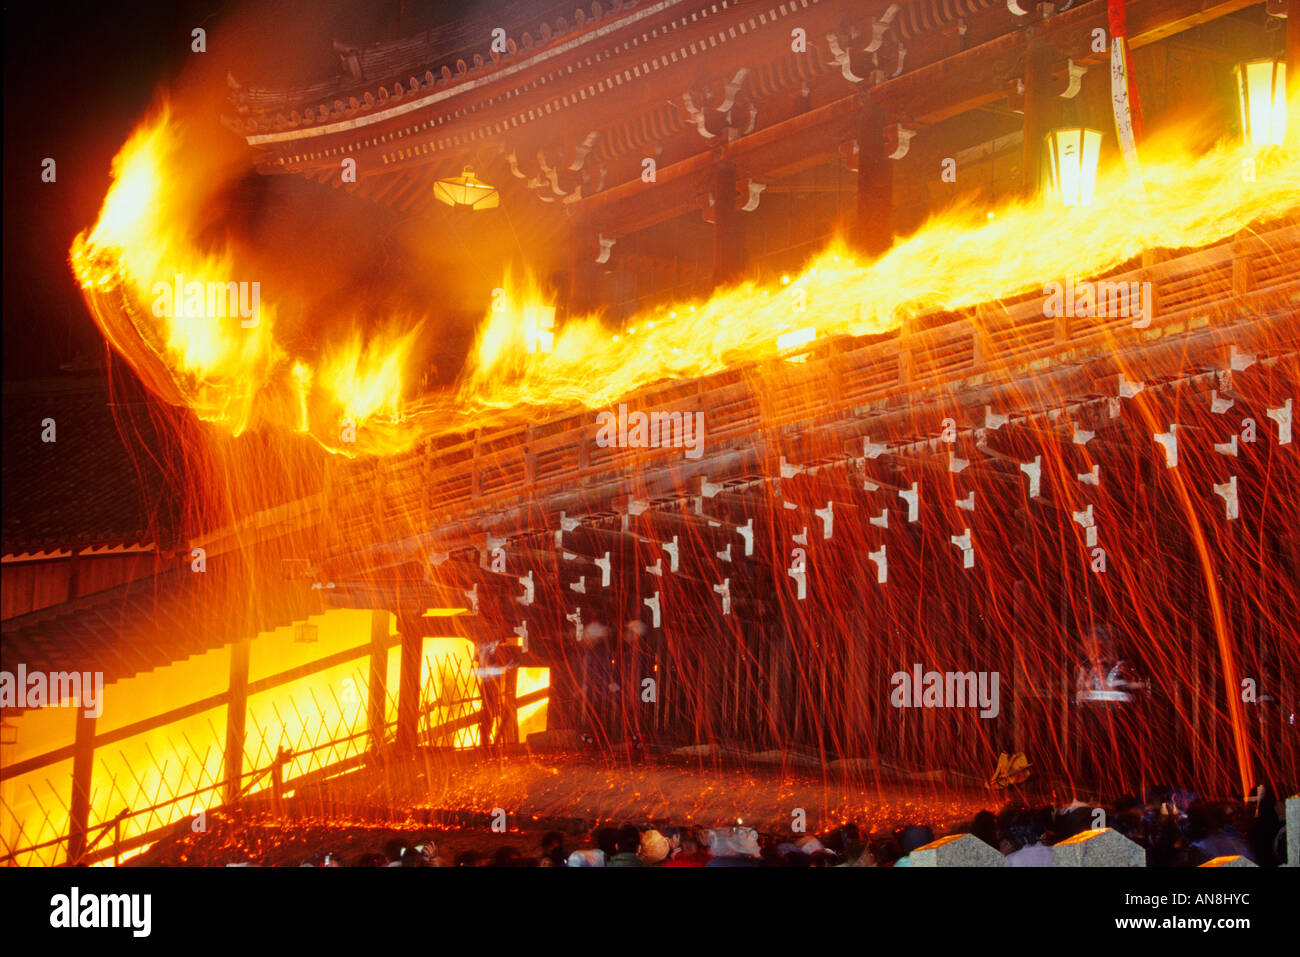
[433,166,499,210]
[1044,128,1103,209]
[1234,59,1287,147]
[293,622,319,644]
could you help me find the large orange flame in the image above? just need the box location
[71,101,1300,454]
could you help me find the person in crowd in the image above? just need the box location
[566,848,606,866]
[474,638,520,753]
[607,825,646,866]
[638,828,671,865]
[412,838,444,867]
[1247,784,1283,867]
[492,846,523,867]
[892,824,934,867]
[662,828,710,866]
[540,831,568,867]
[1003,809,1054,867]
[595,827,620,860]
[1186,801,1254,864]
[384,838,412,867]
[970,810,999,850]
[704,826,762,867]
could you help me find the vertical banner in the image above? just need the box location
[1108,0,1145,176]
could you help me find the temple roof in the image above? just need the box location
[2,375,187,557]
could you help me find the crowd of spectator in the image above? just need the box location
[293,784,1289,868]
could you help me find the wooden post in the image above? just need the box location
[65,708,96,865]
[567,215,590,317]
[1287,0,1300,148]
[1021,39,1059,199]
[367,610,391,751]
[222,638,250,806]
[712,160,745,285]
[396,617,423,751]
[854,96,893,257]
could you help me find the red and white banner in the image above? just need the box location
[1108,0,1145,176]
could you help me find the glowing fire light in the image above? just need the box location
[1044,128,1103,208]
[70,100,1299,456]
[1235,59,1287,147]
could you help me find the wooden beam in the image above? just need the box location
[854,96,893,257]
[366,609,390,752]
[712,161,745,285]
[221,638,251,806]
[577,0,1257,237]
[64,708,96,865]
[395,617,423,750]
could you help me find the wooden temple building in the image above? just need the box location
[3,0,1299,865]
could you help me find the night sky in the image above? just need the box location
[2,0,498,379]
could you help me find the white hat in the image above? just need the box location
[638,829,670,864]
[707,826,760,858]
[566,848,607,867]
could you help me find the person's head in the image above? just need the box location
[595,827,620,857]
[492,846,521,867]
[638,828,670,864]
[970,810,998,848]
[616,825,642,854]
[677,830,701,856]
[709,826,760,858]
[896,824,934,856]
[1008,811,1044,850]
[454,850,483,867]
[384,838,411,864]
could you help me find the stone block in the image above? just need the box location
[909,832,1004,867]
[1051,827,1146,867]
[1287,796,1298,867]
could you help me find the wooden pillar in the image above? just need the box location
[712,160,745,285]
[64,708,96,865]
[367,609,391,751]
[222,638,250,806]
[567,217,591,317]
[1288,0,1300,148]
[1021,39,1059,198]
[395,617,423,751]
[854,97,893,257]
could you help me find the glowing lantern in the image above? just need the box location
[1044,128,1103,209]
[293,622,319,644]
[433,166,499,210]
[1234,59,1287,147]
